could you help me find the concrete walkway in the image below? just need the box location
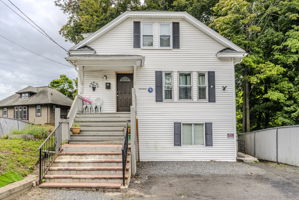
[12,162,299,200]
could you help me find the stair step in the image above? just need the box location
[79,122,127,127]
[61,144,126,152]
[49,166,129,171]
[73,132,124,136]
[80,127,124,131]
[69,140,123,144]
[45,174,128,179]
[60,152,125,155]
[39,182,122,189]
[75,118,130,122]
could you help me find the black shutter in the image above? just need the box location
[172,22,180,49]
[155,71,163,102]
[205,122,213,146]
[133,21,140,48]
[208,71,216,102]
[174,122,181,146]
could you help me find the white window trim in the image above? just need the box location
[159,23,172,49]
[181,123,205,146]
[178,72,193,101]
[163,71,173,101]
[141,23,154,49]
[198,72,208,101]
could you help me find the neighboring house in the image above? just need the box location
[67,11,247,162]
[0,86,72,125]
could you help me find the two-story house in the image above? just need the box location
[39,11,246,189]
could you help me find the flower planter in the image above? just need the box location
[71,127,80,135]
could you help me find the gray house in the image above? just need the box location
[0,86,72,125]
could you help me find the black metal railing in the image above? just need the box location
[38,123,62,184]
[121,122,129,186]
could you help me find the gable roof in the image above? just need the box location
[70,11,245,53]
[0,86,73,107]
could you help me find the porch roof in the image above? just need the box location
[66,54,144,71]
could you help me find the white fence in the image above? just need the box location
[0,118,29,136]
[238,125,299,167]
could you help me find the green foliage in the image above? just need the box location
[0,171,23,187]
[12,125,53,140]
[49,74,77,99]
[0,139,42,187]
[72,122,80,128]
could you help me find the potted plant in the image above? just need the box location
[71,123,80,135]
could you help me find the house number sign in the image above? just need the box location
[148,87,153,93]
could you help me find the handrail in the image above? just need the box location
[38,122,62,184]
[121,122,129,186]
[67,95,82,129]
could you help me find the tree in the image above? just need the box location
[55,0,141,43]
[211,0,299,132]
[49,75,78,99]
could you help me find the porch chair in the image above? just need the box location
[93,98,103,113]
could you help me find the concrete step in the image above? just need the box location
[52,159,130,167]
[61,144,124,152]
[80,126,124,131]
[39,182,122,189]
[76,113,130,118]
[75,118,130,122]
[44,174,128,184]
[79,122,127,127]
[56,152,129,160]
[78,131,124,136]
[69,140,123,144]
[47,166,129,176]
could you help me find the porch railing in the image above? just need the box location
[38,123,62,184]
[121,122,129,185]
[67,95,83,129]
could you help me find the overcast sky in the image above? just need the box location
[0,0,76,99]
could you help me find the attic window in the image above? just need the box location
[21,93,29,99]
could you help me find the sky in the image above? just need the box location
[0,0,76,99]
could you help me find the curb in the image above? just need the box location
[0,175,36,200]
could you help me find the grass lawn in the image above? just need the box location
[0,138,42,187]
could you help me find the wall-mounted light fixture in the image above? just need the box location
[89,81,99,92]
[222,86,227,91]
[103,75,108,80]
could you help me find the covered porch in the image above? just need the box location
[66,54,144,113]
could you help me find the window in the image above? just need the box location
[182,123,204,145]
[160,24,171,47]
[2,108,8,118]
[21,93,29,99]
[36,105,42,117]
[179,72,192,100]
[14,106,28,120]
[142,24,153,47]
[163,72,173,100]
[198,72,207,100]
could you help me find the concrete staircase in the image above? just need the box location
[39,112,131,190]
[70,112,130,144]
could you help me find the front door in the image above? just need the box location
[117,74,133,112]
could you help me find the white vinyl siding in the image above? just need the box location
[87,17,237,161]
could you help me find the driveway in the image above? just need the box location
[13,161,299,200]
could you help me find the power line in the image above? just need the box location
[0,0,68,52]
[0,33,72,68]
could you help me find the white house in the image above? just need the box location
[38,11,246,189]
[67,11,246,162]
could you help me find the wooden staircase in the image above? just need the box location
[39,113,131,190]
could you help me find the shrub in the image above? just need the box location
[12,125,53,140]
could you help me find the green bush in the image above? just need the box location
[12,125,53,140]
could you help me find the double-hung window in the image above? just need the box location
[160,24,171,47]
[142,24,153,47]
[198,72,207,100]
[182,123,204,145]
[36,105,41,117]
[2,108,7,118]
[179,72,192,100]
[163,72,173,100]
